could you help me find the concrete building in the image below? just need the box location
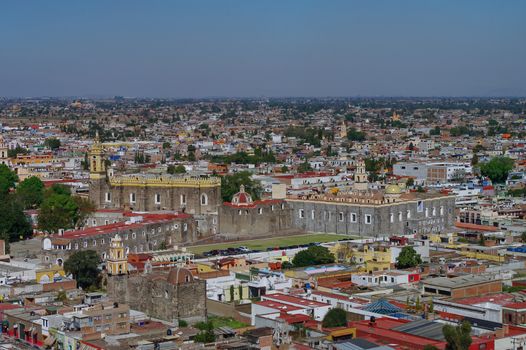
[422,275,502,298]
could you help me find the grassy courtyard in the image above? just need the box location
[186,233,353,255]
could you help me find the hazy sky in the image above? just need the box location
[1,0,525,97]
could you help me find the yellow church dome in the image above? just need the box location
[385,184,402,195]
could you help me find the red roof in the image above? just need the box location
[255,300,303,312]
[454,222,499,232]
[503,302,526,310]
[56,213,190,239]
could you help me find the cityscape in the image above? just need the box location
[1,1,526,350]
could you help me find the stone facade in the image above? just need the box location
[41,213,195,265]
[219,199,294,237]
[90,174,222,216]
[107,268,207,324]
[287,194,456,236]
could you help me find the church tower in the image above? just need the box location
[107,234,127,276]
[0,136,9,165]
[353,159,369,191]
[89,132,107,207]
[89,131,106,179]
[339,120,347,139]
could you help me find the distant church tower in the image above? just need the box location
[89,132,108,207]
[353,159,368,191]
[339,120,347,139]
[0,136,9,165]
[107,234,127,276]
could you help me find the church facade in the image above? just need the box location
[88,135,221,216]
[105,235,207,324]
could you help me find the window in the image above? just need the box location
[271,205,274,211]
[281,203,285,210]
[365,214,372,224]
[183,223,188,231]
[104,220,109,225]
[83,241,88,248]
[299,209,305,219]
[258,208,263,215]
[180,194,186,205]
[398,212,403,222]
[417,200,424,212]
[130,193,136,203]
[75,243,79,250]
[432,207,436,216]
[407,209,411,219]
[154,193,161,204]
[440,206,444,216]
[350,213,357,223]
[201,193,208,206]
[425,208,429,217]
[100,238,105,245]
[390,213,394,223]
[339,212,344,222]
[92,240,97,247]
[311,210,315,220]
[105,192,111,202]
[132,233,136,239]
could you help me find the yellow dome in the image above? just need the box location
[385,184,402,195]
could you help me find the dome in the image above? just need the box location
[166,267,193,285]
[231,185,253,205]
[385,184,402,195]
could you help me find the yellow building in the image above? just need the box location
[36,265,66,284]
[107,234,128,275]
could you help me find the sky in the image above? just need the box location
[1,0,525,98]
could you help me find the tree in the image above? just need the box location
[292,246,335,267]
[7,146,29,158]
[423,346,439,350]
[44,137,61,151]
[167,164,186,175]
[64,250,101,290]
[38,188,79,233]
[406,178,415,187]
[443,321,472,350]
[162,141,171,149]
[221,171,262,202]
[347,127,366,141]
[280,165,289,173]
[0,196,32,245]
[16,176,44,209]
[480,157,514,183]
[521,232,526,243]
[322,308,347,328]
[0,164,18,196]
[396,246,422,269]
[194,321,215,343]
[297,161,313,173]
[73,196,95,227]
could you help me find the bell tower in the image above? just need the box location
[0,136,9,165]
[353,159,369,191]
[107,234,127,275]
[89,131,106,180]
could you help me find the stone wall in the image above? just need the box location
[219,200,294,237]
[288,195,456,236]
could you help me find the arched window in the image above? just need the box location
[201,193,208,206]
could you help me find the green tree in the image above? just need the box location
[423,345,439,350]
[16,176,44,209]
[280,165,289,173]
[292,246,335,267]
[38,191,79,233]
[396,246,422,269]
[443,321,472,350]
[73,196,95,227]
[522,232,526,243]
[44,137,61,151]
[7,146,29,158]
[64,250,101,290]
[221,171,262,202]
[322,308,347,328]
[406,178,415,187]
[0,196,32,245]
[0,164,18,196]
[193,321,215,343]
[162,141,171,149]
[347,127,366,141]
[480,156,514,183]
[167,164,186,174]
[297,161,313,173]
